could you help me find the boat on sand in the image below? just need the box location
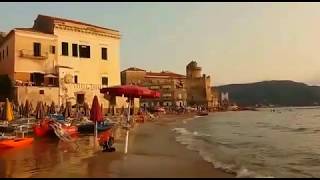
[0,137,34,148]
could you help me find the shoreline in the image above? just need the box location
[81,113,235,178]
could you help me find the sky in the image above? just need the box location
[1,2,320,86]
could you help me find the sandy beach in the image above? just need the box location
[24,114,234,178]
[80,114,234,178]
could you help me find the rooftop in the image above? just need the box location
[146,71,186,79]
[122,67,146,72]
[37,14,119,33]
[14,28,56,36]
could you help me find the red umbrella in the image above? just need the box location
[144,90,161,99]
[100,85,159,98]
[90,95,103,144]
[90,96,103,122]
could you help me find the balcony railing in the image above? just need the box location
[19,49,48,60]
[66,83,103,91]
[14,80,59,87]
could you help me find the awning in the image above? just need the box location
[44,74,58,78]
[55,65,73,69]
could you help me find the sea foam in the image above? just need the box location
[172,127,273,178]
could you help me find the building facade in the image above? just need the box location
[185,61,219,110]
[0,14,134,111]
[121,68,187,108]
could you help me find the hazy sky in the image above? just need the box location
[1,2,320,86]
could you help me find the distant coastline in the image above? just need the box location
[217,80,320,107]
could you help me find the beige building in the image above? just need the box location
[121,67,187,108]
[185,61,219,110]
[0,14,134,111]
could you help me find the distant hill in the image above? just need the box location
[216,80,320,107]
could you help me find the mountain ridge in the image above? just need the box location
[216,80,320,107]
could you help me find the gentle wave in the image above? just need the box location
[172,127,274,178]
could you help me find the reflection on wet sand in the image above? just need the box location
[0,135,98,178]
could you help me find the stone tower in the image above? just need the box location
[186,61,202,78]
[185,61,214,110]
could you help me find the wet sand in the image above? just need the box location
[81,114,234,178]
[2,113,235,178]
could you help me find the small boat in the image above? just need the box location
[0,137,34,148]
[197,111,209,116]
[77,121,113,133]
[33,119,78,138]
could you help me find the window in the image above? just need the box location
[61,42,68,56]
[72,44,78,57]
[49,77,54,85]
[74,75,78,84]
[101,47,107,60]
[0,52,1,61]
[30,73,44,86]
[79,45,90,58]
[102,77,108,86]
[6,46,8,56]
[39,90,44,94]
[33,42,41,56]
[2,50,4,60]
[50,46,56,54]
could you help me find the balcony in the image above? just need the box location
[19,49,48,60]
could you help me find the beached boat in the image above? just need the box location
[33,119,78,138]
[77,122,113,133]
[0,137,34,148]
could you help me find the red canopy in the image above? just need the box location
[90,95,103,122]
[100,85,160,99]
[144,90,161,99]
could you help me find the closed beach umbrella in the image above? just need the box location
[84,102,90,117]
[64,102,72,118]
[19,103,24,118]
[90,96,103,143]
[43,103,48,116]
[50,101,56,114]
[35,101,45,119]
[46,105,50,116]
[35,102,40,119]
[59,104,65,114]
[24,100,31,118]
[2,98,14,122]
[0,104,3,120]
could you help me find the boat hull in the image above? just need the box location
[0,138,34,148]
[33,123,78,138]
[77,123,112,133]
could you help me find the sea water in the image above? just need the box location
[173,107,320,178]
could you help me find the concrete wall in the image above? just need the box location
[16,86,59,108]
[121,70,146,85]
[16,85,140,114]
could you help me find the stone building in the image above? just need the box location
[121,67,187,108]
[185,61,219,110]
[0,14,136,111]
